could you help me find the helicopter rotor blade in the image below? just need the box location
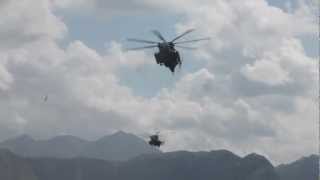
[174,37,211,44]
[171,29,195,42]
[126,45,158,51]
[175,45,197,50]
[152,30,167,42]
[127,38,159,44]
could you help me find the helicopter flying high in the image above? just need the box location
[127,29,210,73]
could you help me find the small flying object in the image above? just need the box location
[43,95,48,102]
[127,29,210,73]
[148,132,164,147]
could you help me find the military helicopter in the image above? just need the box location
[148,132,164,147]
[127,29,210,73]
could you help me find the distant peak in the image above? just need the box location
[97,131,133,141]
[243,153,273,168]
[0,148,13,154]
[109,131,137,139]
[51,135,80,139]
[1,134,35,145]
[114,130,128,136]
[49,135,87,143]
[13,134,34,142]
[296,154,319,163]
[210,149,236,156]
[245,153,266,159]
[0,149,18,159]
[309,154,319,159]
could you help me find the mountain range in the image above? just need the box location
[0,131,160,161]
[0,149,281,180]
[276,154,318,180]
[0,132,317,180]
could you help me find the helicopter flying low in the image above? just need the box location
[148,132,164,147]
[127,29,210,73]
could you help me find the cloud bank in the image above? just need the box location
[0,0,317,164]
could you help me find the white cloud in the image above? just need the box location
[0,0,67,49]
[156,0,317,163]
[173,68,215,99]
[0,0,317,165]
[242,59,291,86]
[0,62,13,91]
[242,37,316,90]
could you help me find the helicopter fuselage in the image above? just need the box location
[155,42,181,73]
[149,134,164,147]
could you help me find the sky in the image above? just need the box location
[0,0,318,165]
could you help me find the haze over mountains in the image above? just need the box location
[0,131,317,180]
[0,131,160,161]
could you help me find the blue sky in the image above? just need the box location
[59,10,182,52]
[58,9,208,97]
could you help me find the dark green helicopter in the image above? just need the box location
[127,29,210,73]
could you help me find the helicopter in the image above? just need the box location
[148,132,164,147]
[127,29,210,73]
